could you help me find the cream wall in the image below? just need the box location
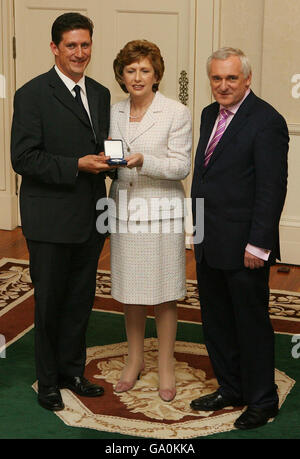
[219,0,300,115]
[219,0,265,95]
[266,0,300,264]
[262,0,300,123]
[0,0,18,230]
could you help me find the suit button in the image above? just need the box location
[129,182,133,187]
[127,147,130,152]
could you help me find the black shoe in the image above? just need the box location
[190,390,244,411]
[234,405,279,430]
[59,376,104,397]
[38,385,64,411]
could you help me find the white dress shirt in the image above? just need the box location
[54,65,92,124]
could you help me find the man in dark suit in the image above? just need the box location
[11,13,115,411]
[190,47,289,429]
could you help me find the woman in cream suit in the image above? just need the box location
[109,40,192,402]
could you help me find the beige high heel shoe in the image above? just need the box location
[159,387,177,402]
[114,364,145,393]
[158,367,176,402]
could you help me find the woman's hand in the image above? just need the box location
[126,153,144,169]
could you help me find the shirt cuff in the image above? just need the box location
[246,243,271,261]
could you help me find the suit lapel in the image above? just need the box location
[132,92,164,142]
[116,97,130,148]
[196,103,219,172]
[130,109,156,143]
[48,67,91,129]
[204,91,256,173]
[117,92,164,147]
[86,79,100,141]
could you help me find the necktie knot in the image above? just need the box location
[74,85,81,97]
[220,108,231,120]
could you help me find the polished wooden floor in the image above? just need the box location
[0,227,300,291]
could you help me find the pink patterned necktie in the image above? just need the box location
[204,108,231,167]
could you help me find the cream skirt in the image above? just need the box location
[110,219,186,305]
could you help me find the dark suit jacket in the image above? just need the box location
[191,90,289,270]
[11,67,110,244]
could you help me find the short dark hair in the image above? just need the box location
[51,12,94,46]
[113,40,165,93]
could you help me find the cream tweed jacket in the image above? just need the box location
[109,91,192,221]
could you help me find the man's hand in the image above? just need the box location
[78,154,116,174]
[244,250,265,269]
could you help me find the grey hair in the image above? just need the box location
[207,47,252,79]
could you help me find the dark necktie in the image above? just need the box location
[73,84,91,125]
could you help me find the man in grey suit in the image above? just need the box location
[191,48,289,429]
[11,12,114,411]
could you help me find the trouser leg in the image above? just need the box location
[196,259,242,400]
[227,265,278,408]
[27,239,70,386]
[27,233,105,385]
[56,234,105,377]
[197,258,278,408]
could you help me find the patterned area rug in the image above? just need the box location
[0,258,298,439]
[31,341,294,438]
[94,270,300,334]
